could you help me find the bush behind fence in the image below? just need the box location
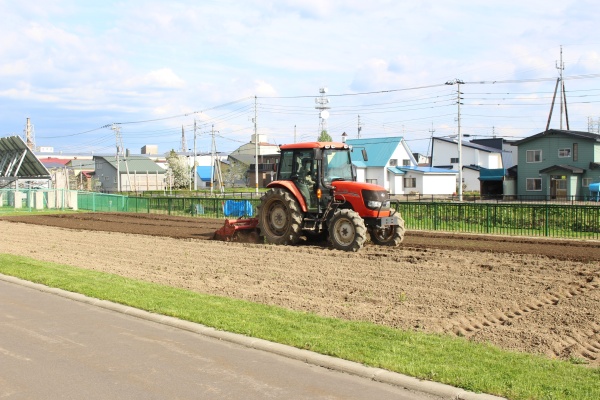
[76,192,600,240]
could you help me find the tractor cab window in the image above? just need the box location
[323,149,353,183]
[294,151,316,184]
[278,152,294,180]
[278,150,317,185]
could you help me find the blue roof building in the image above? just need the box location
[346,137,457,195]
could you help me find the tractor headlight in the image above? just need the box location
[362,190,390,210]
[367,200,390,208]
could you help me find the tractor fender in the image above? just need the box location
[266,181,308,212]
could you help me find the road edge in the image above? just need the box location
[0,273,505,400]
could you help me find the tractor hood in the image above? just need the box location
[331,180,387,194]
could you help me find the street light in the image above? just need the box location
[445,79,464,201]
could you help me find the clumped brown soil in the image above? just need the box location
[1,212,599,366]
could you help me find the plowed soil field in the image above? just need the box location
[1,212,599,366]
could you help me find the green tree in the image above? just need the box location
[165,150,190,189]
[318,130,332,142]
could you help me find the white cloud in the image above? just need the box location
[0,86,59,103]
[125,68,186,90]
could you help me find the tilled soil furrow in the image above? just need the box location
[1,214,599,366]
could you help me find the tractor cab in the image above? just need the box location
[275,142,355,213]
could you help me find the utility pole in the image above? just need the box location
[294,124,297,143]
[210,125,215,195]
[445,79,464,201]
[181,125,191,191]
[556,45,565,130]
[357,115,362,138]
[254,96,259,194]
[112,124,121,193]
[193,119,197,191]
[427,123,435,159]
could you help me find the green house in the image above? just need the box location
[514,129,600,199]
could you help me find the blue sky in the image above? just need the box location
[2,0,600,156]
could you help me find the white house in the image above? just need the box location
[470,138,518,169]
[394,166,458,195]
[346,137,457,195]
[431,137,507,192]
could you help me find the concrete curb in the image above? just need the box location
[0,274,505,400]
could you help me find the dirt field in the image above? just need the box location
[1,212,599,366]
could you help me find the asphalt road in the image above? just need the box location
[0,279,441,400]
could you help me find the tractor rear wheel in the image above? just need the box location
[257,188,303,245]
[328,209,367,252]
[370,214,405,246]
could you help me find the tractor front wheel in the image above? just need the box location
[257,188,303,245]
[328,209,367,252]
[370,212,405,246]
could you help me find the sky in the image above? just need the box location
[2,0,600,157]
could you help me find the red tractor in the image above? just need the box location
[254,141,404,252]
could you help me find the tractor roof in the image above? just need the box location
[279,142,349,150]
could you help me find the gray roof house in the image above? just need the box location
[514,129,600,200]
[94,155,166,193]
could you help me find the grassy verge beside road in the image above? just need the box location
[1,254,598,400]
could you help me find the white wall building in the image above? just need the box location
[347,137,457,195]
[431,137,507,192]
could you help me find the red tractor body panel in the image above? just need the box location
[266,180,309,212]
[331,181,392,217]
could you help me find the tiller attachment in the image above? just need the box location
[213,218,260,243]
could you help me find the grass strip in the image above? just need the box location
[0,209,85,216]
[1,253,598,400]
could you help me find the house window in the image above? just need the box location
[104,176,109,181]
[402,159,411,166]
[389,159,398,166]
[573,143,578,161]
[450,157,459,163]
[583,178,592,187]
[366,179,378,185]
[97,164,102,170]
[558,148,571,158]
[404,177,416,188]
[526,178,542,191]
[526,150,542,163]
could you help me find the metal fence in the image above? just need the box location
[393,193,600,205]
[75,192,600,240]
[395,202,600,239]
[77,191,259,218]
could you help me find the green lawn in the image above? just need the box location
[1,254,598,400]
